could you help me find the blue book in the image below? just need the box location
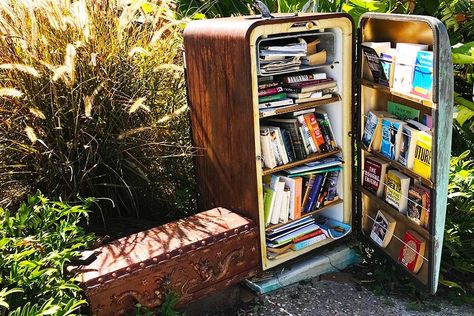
[411,51,433,99]
[291,233,327,251]
[304,174,324,213]
[380,118,405,160]
[380,118,392,159]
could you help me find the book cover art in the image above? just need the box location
[407,187,424,225]
[263,187,276,226]
[380,118,404,160]
[398,125,418,169]
[385,170,410,213]
[411,51,433,99]
[259,92,287,103]
[387,101,420,121]
[413,131,432,179]
[260,128,277,169]
[362,111,378,149]
[325,170,339,201]
[363,157,384,196]
[370,210,396,248]
[399,230,426,273]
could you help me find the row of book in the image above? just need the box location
[363,155,430,229]
[370,210,426,274]
[260,108,338,169]
[263,162,342,227]
[267,215,351,259]
[362,42,433,100]
[259,37,327,75]
[362,101,432,179]
[258,72,337,111]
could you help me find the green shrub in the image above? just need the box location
[0,192,95,315]
[0,0,196,220]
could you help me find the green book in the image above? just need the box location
[264,187,276,226]
[387,101,420,121]
[259,92,287,103]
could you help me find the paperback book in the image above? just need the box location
[413,131,432,179]
[363,156,389,197]
[399,230,426,273]
[380,118,405,160]
[370,210,396,248]
[385,170,411,213]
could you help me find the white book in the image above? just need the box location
[279,188,290,223]
[260,128,277,169]
[398,125,419,169]
[279,176,296,220]
[259,98,294,109]
[267,126,289,165]
[392,43,428,93]
[270,179,286,225]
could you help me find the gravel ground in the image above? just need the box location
[229,277,473,316]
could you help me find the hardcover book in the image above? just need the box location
[398,125,419,169]
[280,72,326,84]
[399,230,426,273]
[363,156,389,197]
[385,170,411,213]
[259,92,287,103]
[413,131,432,179]
[370,210,396,248]
[258,97,294,109]
[380,118,405,160]
[258,86,283,97]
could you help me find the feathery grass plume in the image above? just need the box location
[0,88,23,98]
[24,126,37,143]
[0,0,196,223]
[157,104,188,124]
[29,108,46,119]
[128,97,150,114]
[0,64,40,77]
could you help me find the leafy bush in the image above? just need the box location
[0,192,95,315]
[0,0,196,221]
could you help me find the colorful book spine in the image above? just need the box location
[305,174,324,212]
[258,82,279,90]
[362,111,378,148]
[291,233,327,251]
[259,92,287,103]
[259,86,283,97]
[281,73,326,84]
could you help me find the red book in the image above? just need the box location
[259,86,283,97]
[292,229,324,243]
[398,230,426,273]
[308,113,325,150]
[363,156,388,197]
[258,82,279,90]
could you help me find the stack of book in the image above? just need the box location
[280,72,337,104]
[266,214,351,258]
[258,76,294,109]
[260,109,339,169]
[263,162,342,227]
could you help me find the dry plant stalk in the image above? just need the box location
[0,0,196,219]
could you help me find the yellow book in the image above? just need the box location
[413,132,432,179]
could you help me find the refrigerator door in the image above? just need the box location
[355,13,453,294]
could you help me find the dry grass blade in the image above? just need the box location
[128,97,149,114]
[0,64,40,77]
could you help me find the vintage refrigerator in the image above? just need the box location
[183,12,453,294]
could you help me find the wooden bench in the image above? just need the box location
[76,208,259,315]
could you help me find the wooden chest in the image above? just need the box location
[77,208,259,315]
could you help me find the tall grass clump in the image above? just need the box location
[0,0,196,222]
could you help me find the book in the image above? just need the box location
[411,51,433,99]
[307,113,326,151]
[266,242,292,255]
[264,126,284,166]
[398,125,419,169]
[392,43,428,93]
[314,111,337,150]
[284,78,333,88]
[259,86,283,97]
[363,156,389,197]
[364,111,396,151]
[267,118,307,160]
[296,115,316,154]
[285,156,342,175]
[280,176,302,221]
[407,119,430,132]
[280,129,295,163]
[380,48,396,86]
[385,170,411,213]
[292,229,324,244]
[293,93,333,104]
[258,82,279,90]
[270,178,286,225]
[324,170,340,202]
[413,131,432,179]
[380,118,405,160]
[260,127,277,169]
[280,72,326,84]
[370,210,396,248]
[259,98,294,109]
[416,184,431,229]
[422,114,432,129]
[361,42,391,83]
[314,172,328,209]
[279,187,291,223]
[406,186,426,226]
[263,187,276,226]
[301,175,316,211]
[291,233,327,251]
[259,92,287,103]
[305,174,324,212]
[283,80,337,94]
[269,223,320,246]
[387,101,420,121]
[303,113,320,152]
[399,230,426,273]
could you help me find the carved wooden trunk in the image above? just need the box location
[77,208,259,315]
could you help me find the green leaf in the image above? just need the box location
[452,41,474,55]
[439,278,466,292]
[455,105,474,126]
[452,53,474,64]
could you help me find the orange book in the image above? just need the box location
[292,229,324,243]
[293,177,303,219]
[303,114,320,152]
[307,113,326,150]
